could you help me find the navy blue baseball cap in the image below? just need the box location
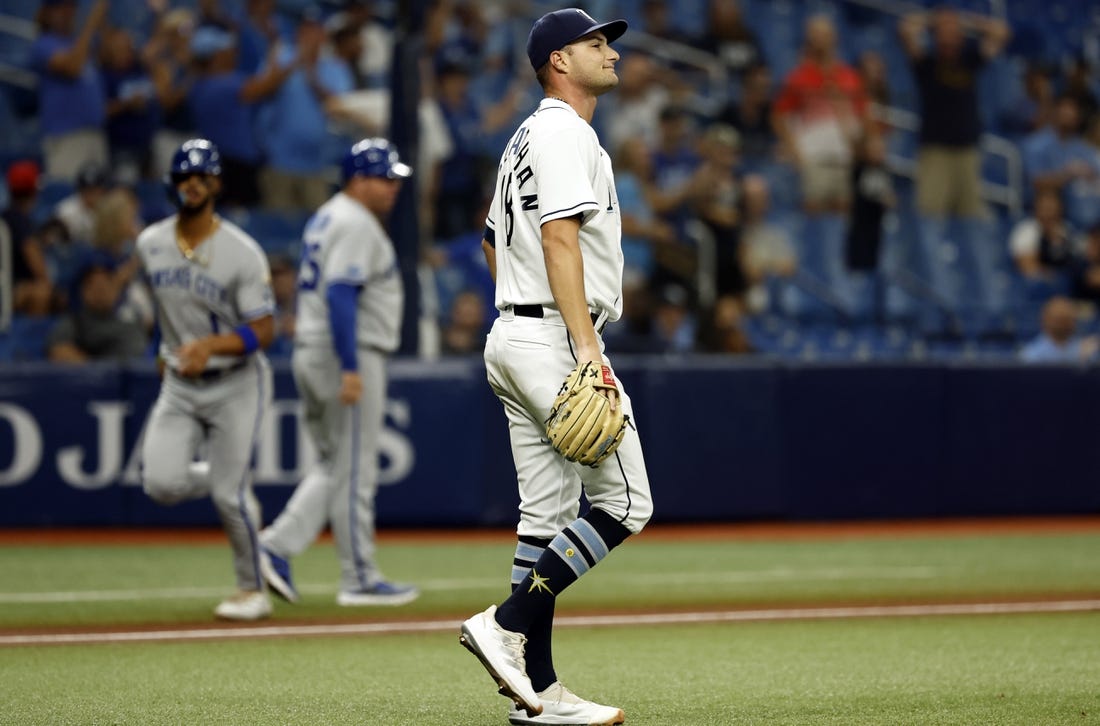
[526,8,628,72]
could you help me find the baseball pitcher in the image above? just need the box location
[458,9,654,726]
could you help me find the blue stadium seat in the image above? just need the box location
[239,209,308,257]
[742,313,793,355]
[35,181,74,215]
[0,0,41,21]
[799,213,846,288]
[0,30,30,68]
[133,180,172,223]
[748,0,805,80]
[0,81,41,166]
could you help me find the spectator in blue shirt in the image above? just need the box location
[1019,296,1098,363]
[1000,62,1054,139]
[237,0,279,75]
[256,8,354,212]
[99,27,160,183]
[433,55,484,240]
[614,137,677,284]
[649,106,707,290]
[187,25,295,208]
[431,51,523,240]
[30,0,109,183]
[1026,94,1100,231]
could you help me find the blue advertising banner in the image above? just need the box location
[2,359,1100,526]
[0,358,512,527]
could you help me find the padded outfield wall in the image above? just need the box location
[0,358,1098,526]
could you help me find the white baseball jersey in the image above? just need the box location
[138,216,275,370]
[294,192,403,353]
[485,98,624,321]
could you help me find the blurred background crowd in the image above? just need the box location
[1,0,1099,364]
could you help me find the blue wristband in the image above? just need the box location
[235,324,259,354]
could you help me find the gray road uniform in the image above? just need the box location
[261,192,403,593]
[138,216,275,592]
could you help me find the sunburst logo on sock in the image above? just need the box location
[565,548,575,557]
[528,569,553,595]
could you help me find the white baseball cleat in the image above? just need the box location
[213,590,272,621]
[507,682,625,725]
[459,605,542,717]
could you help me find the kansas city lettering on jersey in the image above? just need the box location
[148,266,228,304]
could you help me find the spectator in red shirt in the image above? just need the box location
[773,15,868,214]
[2,161,53,316]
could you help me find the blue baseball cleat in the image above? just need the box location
[259,546,300,604]
[337,580,420,606]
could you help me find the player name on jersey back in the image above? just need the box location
[488,98,625,321]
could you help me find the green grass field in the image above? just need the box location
[2,527,1099,725]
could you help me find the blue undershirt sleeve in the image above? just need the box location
[326,282,360,372]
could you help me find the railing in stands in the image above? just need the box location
[0,12,36,89]
[685,219,717,309]
[844,0,1006,20]
[884,106,1023,217]
[0,219,12,334]
[613,29,730,113]
[787,269,853,323]
[518,1,731,112]
[0,13,35,40]
[881,266,964,338]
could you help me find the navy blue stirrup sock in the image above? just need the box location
[509,535,556,692]
[495,509,632,635]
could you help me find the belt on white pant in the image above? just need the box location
[500,304,607,334]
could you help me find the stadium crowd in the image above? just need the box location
[2,0,1100,362]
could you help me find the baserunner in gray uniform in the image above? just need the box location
[258,139,418,607]
[138,139,276,621]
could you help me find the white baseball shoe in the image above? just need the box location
[507,682,625,725]
[459,605,542,717]
[213,590,272,621]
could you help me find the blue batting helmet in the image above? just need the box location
[169,138,222,181]
[341,138,412,184]
[166,139,222,205]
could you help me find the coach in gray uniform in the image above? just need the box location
[138,139,276,621]
[259,139,419,607]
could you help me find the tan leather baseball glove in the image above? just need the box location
[545,361,629,467]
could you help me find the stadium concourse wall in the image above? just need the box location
[1,358,1099,527]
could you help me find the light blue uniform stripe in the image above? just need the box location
[511,542,544,585]
[348,405,369,589]
[570,519,610,562]
[548,536,588,579]
[515,541,544,562]
[236,358,265,590]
